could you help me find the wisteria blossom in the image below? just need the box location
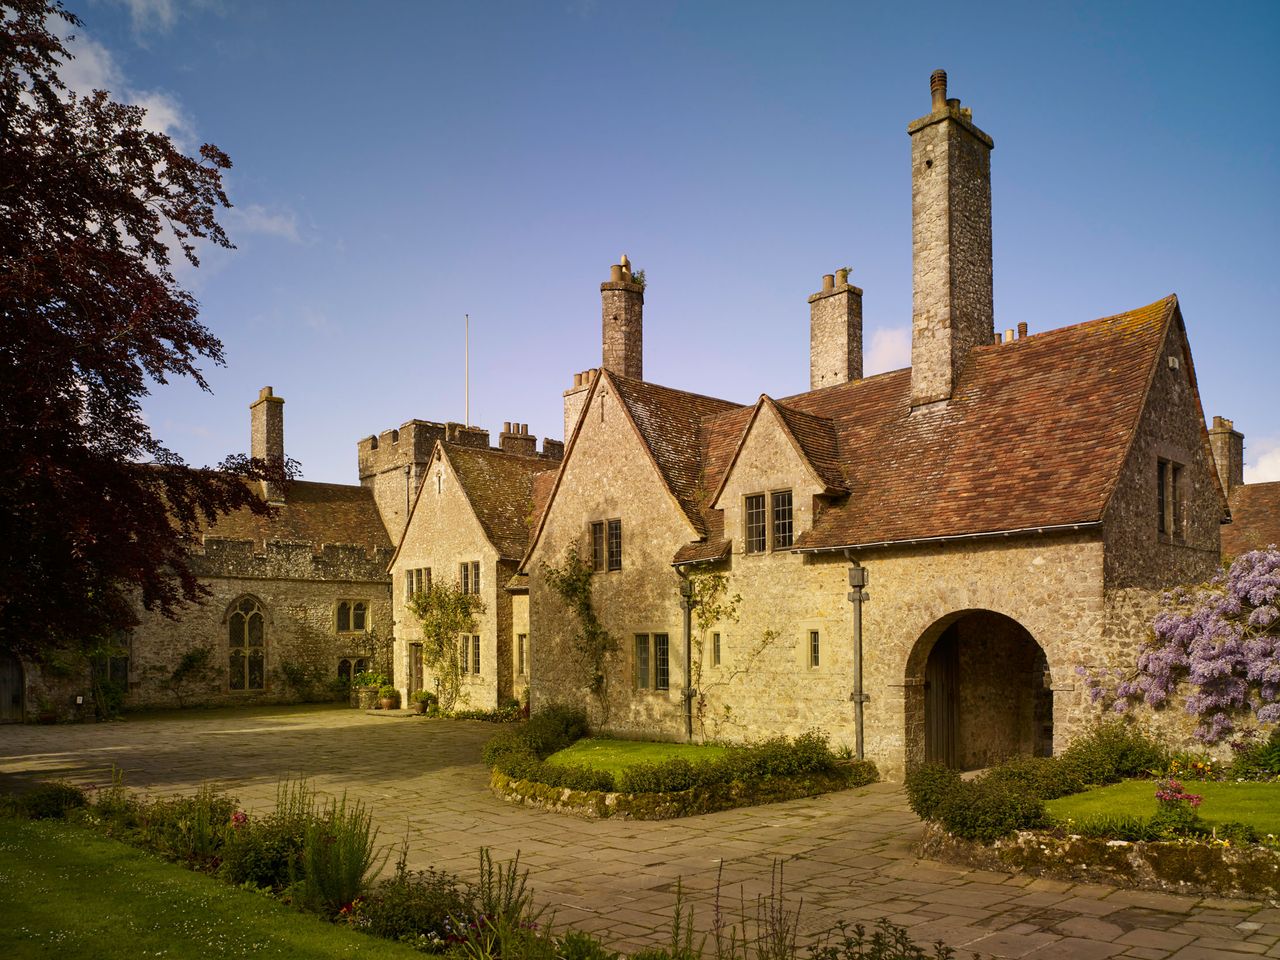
[1080,547,1280,743]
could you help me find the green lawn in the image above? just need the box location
[544,737,731,776]
[0,817,422,960]
[1046,780,1280,835]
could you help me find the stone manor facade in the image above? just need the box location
[5,72,1272,781]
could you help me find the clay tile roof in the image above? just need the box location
[445,443,558,560]
[606,373,743,535]
[1222,482,1280,558]
[770,399,846,493]
[679,295,1178,556]
[204,480,392,555]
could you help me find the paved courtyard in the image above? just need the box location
[1,704,1275,958]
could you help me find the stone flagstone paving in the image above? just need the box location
[1,704,1276,958]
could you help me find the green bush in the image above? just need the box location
[138,784,236,865]
[347,854,469,948]
[936,777,1046,842]
[19,781,87,820]
[482,703,590,775]
[296,793,385,915]
[617,732,845,794]
[811,918,962,960]
[981,755,1084,800]
[1230,727,1280,781]
[1213,820,1261,844]
[219,812,306,890]
[904,764,962,821]
[1060,719,1168,785]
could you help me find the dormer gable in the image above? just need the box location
[710,397,839,557]
[711,397,842,512]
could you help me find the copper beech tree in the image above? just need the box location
[0,0,292,659]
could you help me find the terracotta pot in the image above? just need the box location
[380,697,397,710]
[412,702,427,715]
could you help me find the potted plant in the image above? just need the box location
[378,684,400,710]
[410,690,437,715]
[351,670,387,710]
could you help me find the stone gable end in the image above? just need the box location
[527,378,697,732]
[392,445,505,709]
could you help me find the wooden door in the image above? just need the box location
[924,626,958,767]
[0,651,23,722]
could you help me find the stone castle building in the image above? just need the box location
[4,71,1274,779]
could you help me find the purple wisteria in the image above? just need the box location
[1080,547,1280,743]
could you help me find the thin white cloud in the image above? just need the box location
[865,326,911,375]
[1245,437,1280,484]
[226,204,302,244]
[53,19,193,143]
[116,0,178,33]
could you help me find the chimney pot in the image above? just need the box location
[503,421,512,433]
[1017,322,1028,339]
[822,273,835,292]
[610,264,623,283]
[1004,329,1015,343]
[930,69,948,112]
[835,268,849,286]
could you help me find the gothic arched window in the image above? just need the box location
[228,597,266,691]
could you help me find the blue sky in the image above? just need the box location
[63,0,1280,484]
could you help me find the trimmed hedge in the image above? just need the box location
[905,720,1170,843]
[483,709,877,818]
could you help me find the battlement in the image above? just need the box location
[358,419,494,480]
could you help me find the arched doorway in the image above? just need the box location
[0,650,25,722]
[907,610,1052,770]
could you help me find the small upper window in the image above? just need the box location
[591,519,622,572]
[459,561,481,594]
[809,629,821,668]
[745,494,767,553]
[772,490,793,549]
[1157,459,1186,541]
[336,600,368,634]
[712,632,721,667]
[607,519,622,572]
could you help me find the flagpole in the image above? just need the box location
[465,313,470,427]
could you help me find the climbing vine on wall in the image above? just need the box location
[686,569,780,738]
[409,583,485,711]
[543,544,618,720]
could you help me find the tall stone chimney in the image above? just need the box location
[601,254,643,380]
[908,69,995,409]
[499,422,538,457]
[250,386,285,504]
[1208,416,1245,497]
[808,268,863,390]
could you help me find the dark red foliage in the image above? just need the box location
[0,1,290,658]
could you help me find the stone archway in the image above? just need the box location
[0,649,25,722]
[905,609,1053,771]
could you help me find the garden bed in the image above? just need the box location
[905,721,1280,899]
[483,706,877,819]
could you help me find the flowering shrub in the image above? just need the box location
[1082,547,1280,743]
[1154,778,1202,808]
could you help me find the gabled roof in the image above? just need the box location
[678,295,1182,556]
[1222,482,1280,558]
[606,373,743,536]
[203,480,391,555]
[438,443,557,561]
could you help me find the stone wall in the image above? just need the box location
[390,447,509,711]
[127,562,392,709]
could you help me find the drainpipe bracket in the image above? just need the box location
[846,591,870,603]
[849,692,871,703]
